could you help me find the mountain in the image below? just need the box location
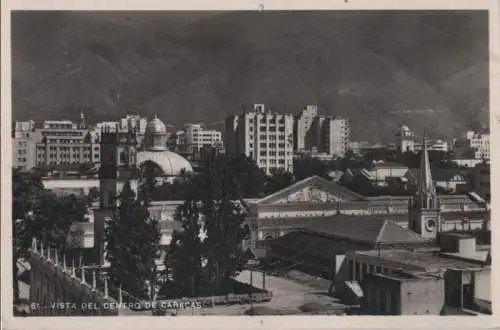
[11,11,489,142]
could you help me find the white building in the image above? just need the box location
[95,115,148,134]
[294,104,319,152]
[294,105,350,158]
[12,121,37,170]
[324,116,350,157]
[395,124,415,153]
[35,120,100,167]
[225,104,294,175]
[465,130,490,160]
[182,123,222,151]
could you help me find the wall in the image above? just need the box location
[42,178,99,192]
[399,277,445,315]
[29,249,120,316]
[473,268,491,303]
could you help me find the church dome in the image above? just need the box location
[137,150,193,176]
[146,116,167,134]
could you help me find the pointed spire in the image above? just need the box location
[71,258,76,277]
[418,131,435,196]
[54,249,59,265]
[40,242,44,257]
[47,246,52,262]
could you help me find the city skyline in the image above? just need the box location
[4,7,494,322]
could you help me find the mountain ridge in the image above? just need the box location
[11,11,489,142]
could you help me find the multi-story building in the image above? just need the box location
[182,123,222,152]
[12,120,37,170]
[465,130,490,160]
[395,125,415,153]
[225,104,294,175]
[294,104,320,152]
[35,120,100,167]
[323,116,350,157]
[294,105,350,158]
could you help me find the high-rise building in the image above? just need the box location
[323,117,350,157]
[294,105,350,158]
[225,104,294,175]
[294,105,319,152]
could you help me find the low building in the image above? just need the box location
[470,163,490,201]
[266,215,432,280]
[343,232,491,315]
[362,272,445,315]
[406,169,468,193]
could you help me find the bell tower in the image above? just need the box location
[99,124,139,209]
[408,135,441,238]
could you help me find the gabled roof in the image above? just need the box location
[256,175,366,204]
[302,214,429,246]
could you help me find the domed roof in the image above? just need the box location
[146,115,167,134]
[137,150,193,176]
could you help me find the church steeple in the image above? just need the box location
[417,135,436,204]
[408,132,441,238]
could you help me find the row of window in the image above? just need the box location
[259,142,287,148]
[249,118,287,124]
[40,146,99,151]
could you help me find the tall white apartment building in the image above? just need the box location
[183,123,222,151]
[323,117,350,157]
[225,104,294,175]
[294,105,350,158]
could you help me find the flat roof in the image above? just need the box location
[354,250,485,273]
[367,271,441,282]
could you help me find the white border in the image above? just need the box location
[1,1,499,329]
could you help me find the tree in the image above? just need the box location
[12,170,45,302]
[30,192,87,251]
[294,156,330,180]
[202,155,251,294]
[105,182,160,299]
[339,149,363,171]
[264,170,295,195]
[166,193,205,297]
[227,154,267,198]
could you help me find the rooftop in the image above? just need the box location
[353,250,486,273]
[303,214,430,246]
